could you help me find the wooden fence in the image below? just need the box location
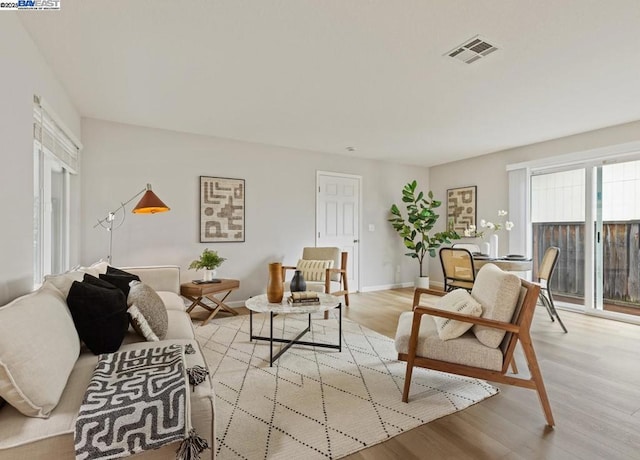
[533,221,640,305]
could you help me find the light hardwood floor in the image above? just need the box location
[227,288,640,459]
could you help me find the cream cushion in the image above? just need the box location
[296,259,334,282]
[156,291,186,311]
[432,289,483,340]
[394,311,503,371]
[471,263,522,348]
[0,285,79,418]
[43,261,110,297]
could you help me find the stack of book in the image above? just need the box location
[287,291,320,306]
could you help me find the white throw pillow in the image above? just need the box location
[0,285,80,418]
[296,259,334,282]
[43,260,110,297]
[432,289,483,341]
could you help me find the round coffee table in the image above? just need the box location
[245,292,342,366]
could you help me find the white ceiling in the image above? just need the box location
[18,1,640,167]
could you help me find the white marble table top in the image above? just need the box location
[245,292,340,314]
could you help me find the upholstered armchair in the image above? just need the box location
[395,263,554,426]
[283,247,350,312]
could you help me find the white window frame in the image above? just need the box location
[33,96,81,285]
[507,141,640,325]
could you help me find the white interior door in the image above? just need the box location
[316,172,360,292]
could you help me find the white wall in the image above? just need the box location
[80,118,427,302]
[0,14,81,305]
[428,119,640,285]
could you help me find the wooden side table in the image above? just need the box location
[180,279,240,325]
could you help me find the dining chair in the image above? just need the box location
[537,246,567,333]
[439,247,476,292]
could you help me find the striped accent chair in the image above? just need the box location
[283,247,350,317]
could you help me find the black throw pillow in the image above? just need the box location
[83,272,118,290]
[66,275,129,355]
[99,267,140,297]
[106,266,141,277]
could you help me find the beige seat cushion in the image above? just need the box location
[157,291,186,311]
[0,285,80,418]
[470,264,521,348]
[394,311,503,371]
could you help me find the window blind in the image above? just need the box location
[33,95,81,174]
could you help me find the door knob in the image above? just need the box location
[353,239,359,243]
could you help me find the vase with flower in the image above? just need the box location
[479,210,514,258]
[463,210,514,258]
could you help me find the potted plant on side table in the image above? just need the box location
[389,180,459,288]
[189,248,226,282]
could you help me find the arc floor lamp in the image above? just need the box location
[94,183,170,263]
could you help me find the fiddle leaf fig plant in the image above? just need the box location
[188,248,226,271]
[389,180,459,277]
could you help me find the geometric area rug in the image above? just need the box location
[195,311,498,460]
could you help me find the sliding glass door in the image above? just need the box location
[531,168,586,309]
[530,158,640,318]
[596,160,640,315]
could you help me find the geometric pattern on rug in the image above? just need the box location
[195,311,498,460]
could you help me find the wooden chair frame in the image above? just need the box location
[398,281,555,427]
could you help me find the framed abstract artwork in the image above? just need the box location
[200,176,245,243]
[447,185,477,235]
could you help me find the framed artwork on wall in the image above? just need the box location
[200,176,245,243]
[447,185,477,235]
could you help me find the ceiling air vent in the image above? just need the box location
[446,35,498,64]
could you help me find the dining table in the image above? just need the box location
[472,255,533,272]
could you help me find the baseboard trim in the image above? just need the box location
[360,282,414,292]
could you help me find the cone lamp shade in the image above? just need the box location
[132,184,170,214]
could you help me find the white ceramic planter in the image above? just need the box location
[202,269,217,281]
[415,276,430,289]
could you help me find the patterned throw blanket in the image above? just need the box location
[74,344,209,460]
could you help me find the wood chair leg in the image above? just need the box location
[342,275,350,307]
[510,357,519,374]
[340,251,349,306]
[402,361,414,403]
[402,312,423,403]
[520,334,555,427]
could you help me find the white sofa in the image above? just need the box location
[0,264,215,459]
